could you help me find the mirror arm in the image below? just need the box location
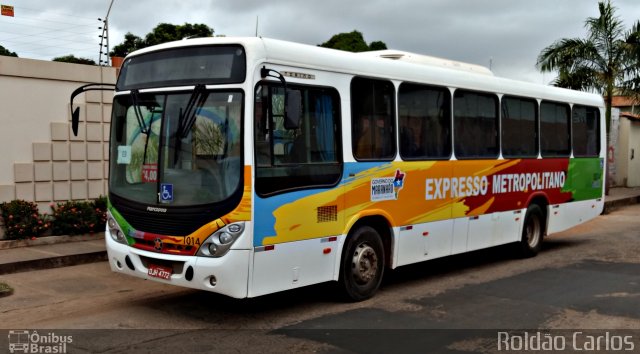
[261,66,288,118]
[69,83,116,136]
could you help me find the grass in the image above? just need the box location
[0,281,13,297]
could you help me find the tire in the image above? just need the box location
[518,204,544,258]
[338,226,385,301]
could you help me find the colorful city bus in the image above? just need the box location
[70,37,604,301]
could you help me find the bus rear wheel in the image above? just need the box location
[339,226,385,301]
[518,204,544,257]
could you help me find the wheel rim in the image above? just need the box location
[351,243,378,285]
[525,213,541,248]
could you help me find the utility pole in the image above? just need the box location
[98,0,115,66]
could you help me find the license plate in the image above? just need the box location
[147,263,172,280]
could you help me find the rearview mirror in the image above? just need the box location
[71,107,80,136]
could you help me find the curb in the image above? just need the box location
[0,251,107,275]
[602,196,640,214]
[0,233,104,250]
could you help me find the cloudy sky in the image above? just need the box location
[1,0,639,84]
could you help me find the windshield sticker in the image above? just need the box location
[117,145,132,164]
[141,163,158,183]
[160,183,174,203]
[371,169,405,201]
[228,94,233,103]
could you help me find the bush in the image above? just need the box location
[51,197,108,235]
[0,200,50,239]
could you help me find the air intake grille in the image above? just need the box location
[317,205,338,223]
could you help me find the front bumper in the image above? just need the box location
[105,232,250,298]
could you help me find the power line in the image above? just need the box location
[11,5,98,21]
[0,4,112,62]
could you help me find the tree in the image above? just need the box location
[536,1,640,134]
[110,32,144,57]
[0,45,18,57]
[144,23,214,47]
[319,30,387,52]
[52,55,96,65]
[110,23,214,57]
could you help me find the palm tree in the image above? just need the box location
[536,0,639,134]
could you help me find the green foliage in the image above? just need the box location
[0,44,18,57]
[0,200,50,239]
[50,197,107,236]
[318,30,387,52]
[52,55,96,65]
[536,0,640,133]
[0,282,13,297]
[110,23,214,57]
[110,32,144,57]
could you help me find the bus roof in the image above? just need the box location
[125,37,604,108]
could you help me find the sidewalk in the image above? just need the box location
[1,187,640,276]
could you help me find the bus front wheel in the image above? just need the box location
[339,226,385,301]
[518,204,544,257]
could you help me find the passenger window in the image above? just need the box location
[351,77,396,160]
[454,90,499,159]
[254,83,342,196]
[540,101,571,157]
[501,96,538,158]
[398,83,451,160]
[572,105,600,157]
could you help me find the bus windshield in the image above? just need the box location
[109,90,243,206]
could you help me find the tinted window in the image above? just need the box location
[572,105,600,157]
[351,77,396,160]
[501,96,538,158]
[254,83,342,196]
[454,90,499,159]
[398,83,451,160]
[540,101,571,157]
[117,45,246,90]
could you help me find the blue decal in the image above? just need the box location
[160,183,173,203]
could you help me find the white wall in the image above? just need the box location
[0,56,116,214]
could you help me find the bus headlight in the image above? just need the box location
[107,211,128,245]
[218,232,233,244]
[197,222,245,258]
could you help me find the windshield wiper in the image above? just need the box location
[130,89,150,136]
[174,84,209,163]
[177,84,208,140]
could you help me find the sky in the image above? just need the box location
[1,0,640,84]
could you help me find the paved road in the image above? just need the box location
[1,204,639,353]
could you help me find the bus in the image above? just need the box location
[70,37,605,301]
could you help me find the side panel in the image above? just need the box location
[396,219,453,267]
[547,199,604,234]
[249,236,339,297]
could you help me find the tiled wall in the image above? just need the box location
[0,57,117,239]
[10,91,112,210]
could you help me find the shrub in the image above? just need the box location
[0,200,51,239]
[51,198,107,235]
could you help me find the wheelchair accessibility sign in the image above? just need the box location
[160,183,173,203]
